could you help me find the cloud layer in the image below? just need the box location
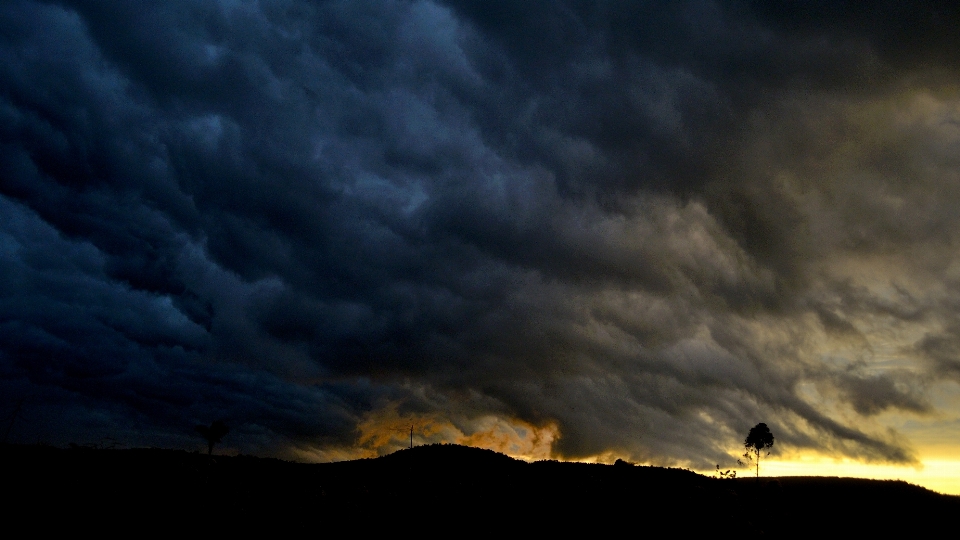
[3,0,960,466]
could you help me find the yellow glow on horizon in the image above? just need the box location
[699,455,960,496]
[292,434,960,496]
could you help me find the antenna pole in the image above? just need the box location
[410,424,413,449]
[3,398,24,443]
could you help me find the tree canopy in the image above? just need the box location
[744,423,774,478]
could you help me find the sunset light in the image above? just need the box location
[4,1,960,517]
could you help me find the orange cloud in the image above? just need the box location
[354,405,559,461]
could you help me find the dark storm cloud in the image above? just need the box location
[2,0,959,465]
[0,194,363,452]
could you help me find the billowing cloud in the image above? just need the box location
[3,0,960,468]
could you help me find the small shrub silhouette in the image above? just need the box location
[195,421,229,455]
[715,464,736,479]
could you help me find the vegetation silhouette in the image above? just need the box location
[4,442,958,535]
[195,421,229,455]
[744,423,775,478]
[715,464,736,478]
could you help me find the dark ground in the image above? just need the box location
[4,443,957,535]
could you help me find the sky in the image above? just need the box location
[4,0,960,492]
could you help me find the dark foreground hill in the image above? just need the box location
[4,443,957,535]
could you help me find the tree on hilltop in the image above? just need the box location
[196,421,229,455]
[744,423,774,478]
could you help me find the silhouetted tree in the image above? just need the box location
[195,421,229,455]
[744,423,774,478]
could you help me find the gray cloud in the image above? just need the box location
[2,0,959,466]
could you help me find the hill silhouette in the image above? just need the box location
[4,442,957,534]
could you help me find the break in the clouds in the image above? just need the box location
[3,0,960,467]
